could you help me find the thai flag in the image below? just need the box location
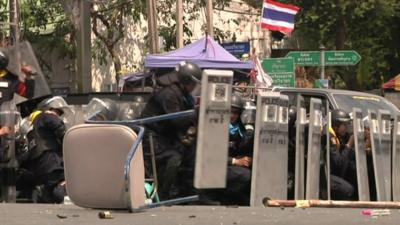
[261,0,300,34]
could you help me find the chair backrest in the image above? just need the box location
[63,124,145,209]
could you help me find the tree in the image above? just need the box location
[157,0,233,51]
[90,0,144,83]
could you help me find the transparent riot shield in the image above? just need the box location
[377,110,392,201]
[393,115,400,201]
[250,92,280,206]
[0,101,19,202]
[305,98,323,200]
[194,69,233,188]
[294,95,306,200]
[368,110,387,201]
[352,108,370,201]
[3,41,51,101]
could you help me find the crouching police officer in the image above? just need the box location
[220,94,253,205]
[20,98,67,203]
[140,61,201,199]
[329,109,357,200]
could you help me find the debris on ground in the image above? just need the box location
[362,209,391,217]
[56,214,68,219]
[98,211,114,219]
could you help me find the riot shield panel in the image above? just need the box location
[352,108,370,201]
[5,42,51,101]
[0,101,18,202]
[295,95,306,200]
[325,102,331,200]
[393,115,400,201]
[305,98,323,200]
[368,110,387,201]
[194,69,233,188]
[277,94,289,199]
[250,92,281,206]
[378,110,392,201]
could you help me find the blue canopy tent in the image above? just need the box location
[144,36,254,69]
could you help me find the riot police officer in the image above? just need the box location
[0,50,35,99]
[0,50,35,202]
[329,109,356,200]
[20,97,67,203]
[221,93,253,205]
[140,61,201,199]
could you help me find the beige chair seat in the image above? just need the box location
[63,124,145,210]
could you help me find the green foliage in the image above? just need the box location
[20,0,75,57]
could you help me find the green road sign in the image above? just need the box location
[262,58,295,87]
[286,50,361,66]
[324,50,361,66]
[286,51,320,66]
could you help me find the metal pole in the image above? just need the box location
[76,0,92,93]
[176,0,183,48]
[205,0,213,37]
[320,44,325,80]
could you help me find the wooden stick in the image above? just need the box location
[265,199,400,209]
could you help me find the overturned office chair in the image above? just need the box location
[63,124,146,210]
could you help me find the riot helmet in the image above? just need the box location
[84,98,119,121]
[0,50,9,70]
[231,93,244,110]
[241,100,256,125]
[175,61,202,85]
[331,109,351,127]
[37,96,71,116]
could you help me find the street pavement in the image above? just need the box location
[1,203,399,225]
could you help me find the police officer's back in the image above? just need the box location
[140,61,201,199]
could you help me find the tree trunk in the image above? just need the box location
[107,45,121,84]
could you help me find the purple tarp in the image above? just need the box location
[145,36,254,69]
[122,71,154,82]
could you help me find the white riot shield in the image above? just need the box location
[378,110,392,201]
[368,110,387,201]
[194,69,233,188]
[392,115,400,201]
[295,95,306,200]
[352,108,370,201]
[305,98,323,200]
[250,92,281,206]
